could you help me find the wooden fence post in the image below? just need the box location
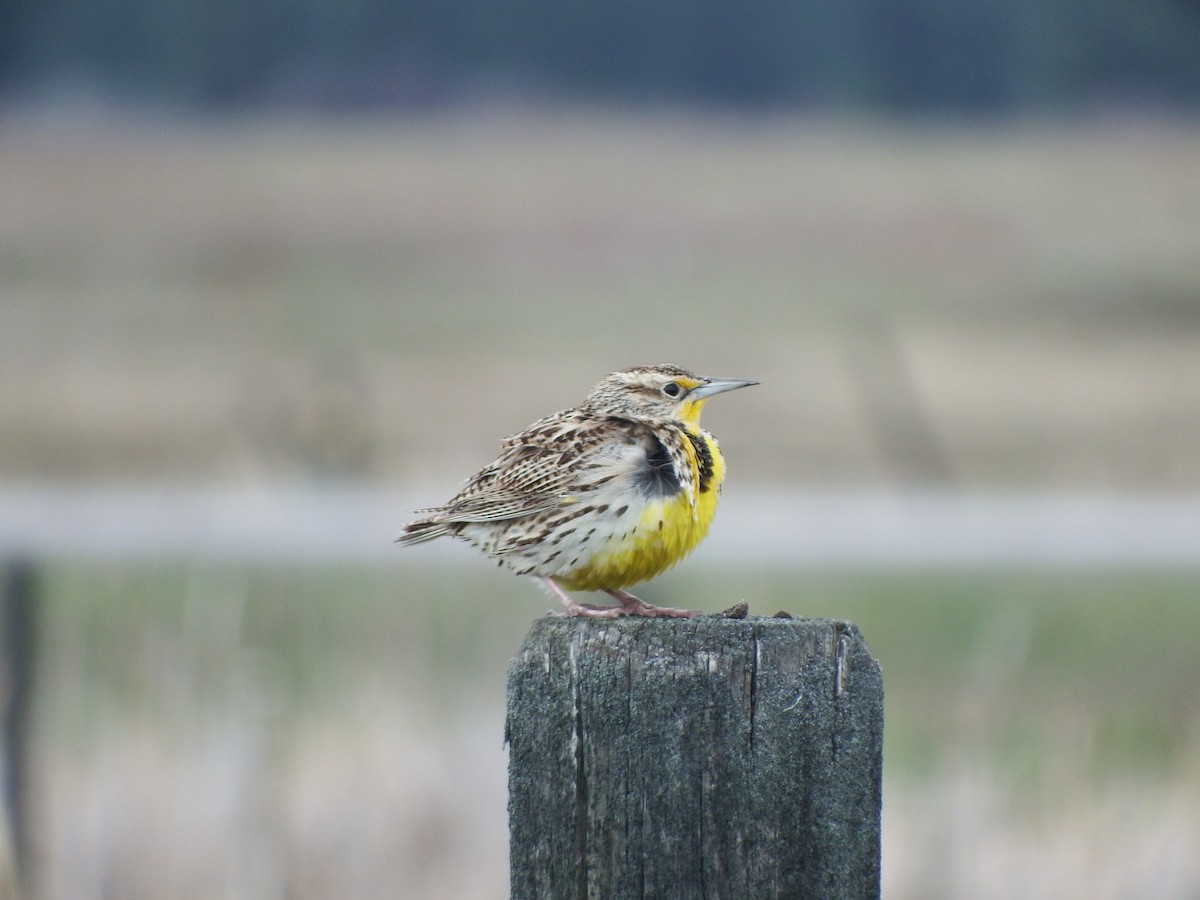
[1,560,37,899]
[507,616,883,899]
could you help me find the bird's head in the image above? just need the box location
[583,364,757,426]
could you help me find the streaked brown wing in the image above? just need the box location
[433,417,639,524]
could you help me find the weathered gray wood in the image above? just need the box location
[507,616,883,900]
[0,560,36,900]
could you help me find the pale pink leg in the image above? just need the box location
[540,577,625,618]
[606,589,700,619]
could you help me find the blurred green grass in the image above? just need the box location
[25,562,1200,899]
[32,560,1200,897]
[41,561,1200,780]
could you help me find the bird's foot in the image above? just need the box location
[559,600,626,619]
[541,577,626,618]
[540,578,701,619]
[606,589,700,618]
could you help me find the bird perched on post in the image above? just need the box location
[398,364,757,618]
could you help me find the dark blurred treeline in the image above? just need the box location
[3,0,1200,111]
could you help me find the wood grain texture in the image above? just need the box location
[507,616,882,899]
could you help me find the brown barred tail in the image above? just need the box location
[396,519,451,545]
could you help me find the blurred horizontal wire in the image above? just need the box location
[1,484,1198,567]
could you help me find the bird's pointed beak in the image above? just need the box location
[689,377,759,400]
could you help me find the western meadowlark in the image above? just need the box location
[398,364,756,618]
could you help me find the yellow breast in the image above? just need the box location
[557,427,726,592]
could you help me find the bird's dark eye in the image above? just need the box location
[662,382,683,398]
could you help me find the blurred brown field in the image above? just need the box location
[2,111,1199,488]
[2,110,1200,898]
